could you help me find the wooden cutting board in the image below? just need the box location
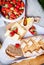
[11,54,44,65]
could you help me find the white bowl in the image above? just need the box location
[1,0,25,23]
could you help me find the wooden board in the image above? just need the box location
[11,54,44,65]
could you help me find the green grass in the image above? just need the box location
[38,0,44,10]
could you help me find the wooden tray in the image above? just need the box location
[11,54,44,65]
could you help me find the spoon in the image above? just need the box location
[23,0,27,26]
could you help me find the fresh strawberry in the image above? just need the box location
[8,3,13,8]
[9,13,16,19]
[4,2,9,4]
[30,31,37,35]
[14,28,18,33]
[19,10,23,14]
[30,26,36,30]
[5,8,10,13]
[14,8,18,12]
[21,1,24,7]
[7,0,11,1]
[16,5,20,9]
[29,26,37,35]
[18,0,21,2]
[1,7,6,11]
[21,9,24,13]
[0,1,5,5]
[16,1,20,5]
[12,0,16,4]
[10,28,18,36]
[15,44,20,48]
[10,31,15,36]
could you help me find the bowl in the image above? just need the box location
[1,0,25,23]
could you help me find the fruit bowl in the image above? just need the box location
[1,0,25,23]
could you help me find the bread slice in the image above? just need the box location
[5,22,26,39]
[5,30,20,40]
[11,22,26,37]
[21,36,44,55]
[6,44,23,58]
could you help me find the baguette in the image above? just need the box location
[6,44,23,58]
[21,36,44,57]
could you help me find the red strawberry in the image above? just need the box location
[30,31,37,35]
[18,0,21,2]
[4,2,13,8]
[5,8,10,13]
[12,0,16,4]
[19,10,23,14]
[14,28,18,34]
[4,2,9,4]
[14,8,18,12]
[29,26,36,35]
[30,26,36,30]
[8,3,13,8]
[1,7,6,11]
[10,31,15,36]
[21,1,24,7]
[0,1,5,5]
[9,13,16,19]
[15,44,20,48]
[16,5,20,9]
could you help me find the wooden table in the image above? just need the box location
[11,54,44,65]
